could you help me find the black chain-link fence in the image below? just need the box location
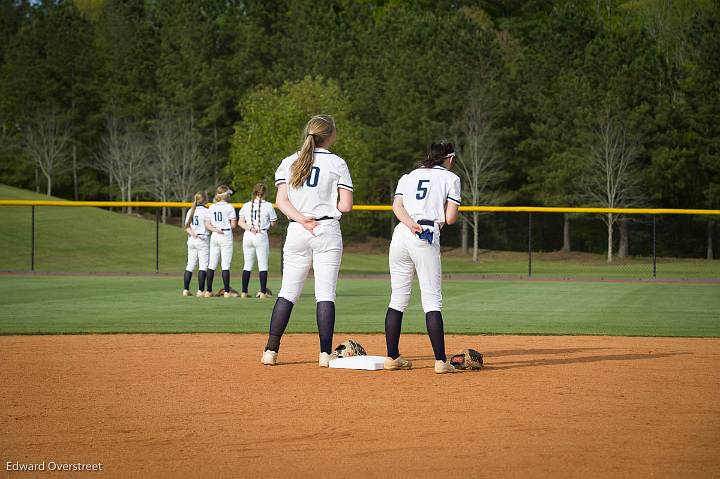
[1,205,717,279]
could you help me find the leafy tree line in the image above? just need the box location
[0,0,718,260]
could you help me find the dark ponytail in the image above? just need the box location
[422,141,455,168]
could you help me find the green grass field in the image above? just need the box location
[1,184,719,337]
[1,184,718,278]
[0,275,718,337]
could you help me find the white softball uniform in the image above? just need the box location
[184,205,210,272]
[208,201,237,270]
[274,148,353,303]
[239,199,277,271]
[389,166,461,313]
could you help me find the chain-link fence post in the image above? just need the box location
[31,205,35,272]
[528,212,532,278]
[155,208,160,273]
[652,215,657,278]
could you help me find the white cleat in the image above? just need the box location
[434,360,457,374]
[319,352,337,367]
[182,289,192,297]
[383,356,413,370]
[262,350,278,366]
[196,290,204,297]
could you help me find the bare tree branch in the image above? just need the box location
[582,112,645,262]
[454,90,507,261]
[22,107,71,196]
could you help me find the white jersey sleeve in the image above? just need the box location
[447,174,461,205]
[335,157,353,192]
[275,157,292,187]
[394,174,410,198]
[238,202,251,224]
[265,201,278,223]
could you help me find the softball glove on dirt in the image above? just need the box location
[334,339,367,358]
[449,349,484,370]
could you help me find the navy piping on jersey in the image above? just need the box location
[275,178,286,185]
[447,196,461,205]
[394,192,403,196]
[338,183,353,190]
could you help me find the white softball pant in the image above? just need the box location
[209,231,234,270]
[186,235,210,272]
[279,220,343,304]
[243,230,270,271]
[388,223,442,313]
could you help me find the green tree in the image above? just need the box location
[228,76,370,204]
[93,0,159,124]
[0,1,96,197]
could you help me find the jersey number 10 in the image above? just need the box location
[214,212,223,222]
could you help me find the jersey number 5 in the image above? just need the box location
[416,180,430,200]
[305,166,320,188]
[192,216,199,226]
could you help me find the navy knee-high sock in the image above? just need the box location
[385,308,404,359]
[222,270,230,292]
[259,271,268,293]
[206,269,215,292]
[183,271,192,290]
[198,270,207,291]
[265,297,294,352]
[316,301,335,354]
[425,311,446,361]
[242,270,251,293]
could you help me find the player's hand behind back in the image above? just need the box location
[300,217,319,234]
[406,222,423,235]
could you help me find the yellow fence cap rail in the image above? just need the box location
[0,200,718,215]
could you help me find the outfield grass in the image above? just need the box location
[1,184,718,278]
[0,275,718,337]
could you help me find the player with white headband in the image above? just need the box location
[382,141,462,374]
[261,114,354,368]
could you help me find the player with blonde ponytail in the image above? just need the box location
[204,185,239,297]
[261,114,354,368]
[182,191,210,297]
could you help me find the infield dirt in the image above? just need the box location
[1,334,719,478]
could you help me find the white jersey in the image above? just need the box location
[239,199,277,230]
[274,148,353,219]
[208,201,237,230]
[394,166,461,226]
[185,205,210,236]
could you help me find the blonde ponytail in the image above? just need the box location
[289,115,335,188]
[185,191,208,229]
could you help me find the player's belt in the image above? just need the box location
[417,220,435,226]
[221,228,231,231]
[289,216,335,222]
